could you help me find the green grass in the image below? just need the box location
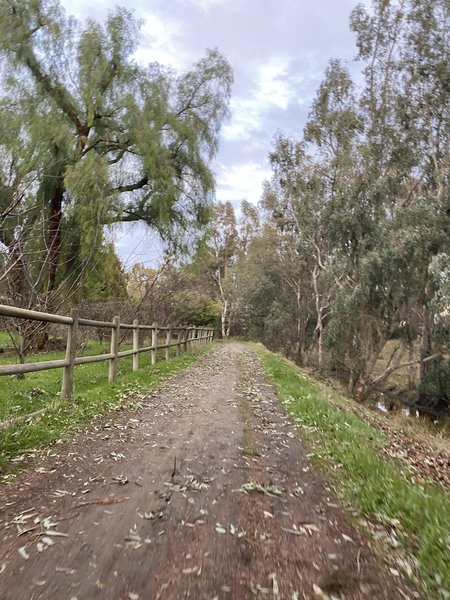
[0,330,11,343]
[0,340,214,474]
[256,345,450,600]
[0,329,18,349]
[0,338,131,420]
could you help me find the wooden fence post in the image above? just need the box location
[109,316,120,382]
[133,319,139,372]
[175,330,180,357]
[61,308,79,400]
[151,322,157,365]
[183,327,188,353]
[165,328,171,361]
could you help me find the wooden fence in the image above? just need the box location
[0,304,214,400]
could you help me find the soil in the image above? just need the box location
[0,342,420,599]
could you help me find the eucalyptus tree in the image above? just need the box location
[303,0,449,398]
[240,0,449,410]
[237,199,261,256]
[0,0,232,318]
[262,141,322,364]
[193,201,238,337]
[261,60,362,367]
[340,0,450,399]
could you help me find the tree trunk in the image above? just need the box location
[312,267,323,368]
[16,336,26,379]
[348,371,355,395]
[408,341,416,391]
[29,176,65,352]
[221,299,228,338]
[361,339,407,398]
[295,286,307,366]
[419,305,433,383]
[225,303,232,338]
[47,180,64,299]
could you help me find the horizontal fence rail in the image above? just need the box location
[0,304,214,401]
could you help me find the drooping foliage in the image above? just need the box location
[0,0,232,319]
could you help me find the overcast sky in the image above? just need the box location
[61,0,363,267]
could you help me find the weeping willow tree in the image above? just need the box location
[0,0,232,340]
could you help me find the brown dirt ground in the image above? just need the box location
[0,342,421,600]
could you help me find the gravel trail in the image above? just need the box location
[0,342,418,599]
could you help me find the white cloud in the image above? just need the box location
[186,0,235,12]
[258,57,294,109]
[216,161,271,205]
[133,13,187,69]
[60,0,188,70]
[223,97,261,141]
[223,56,295,141]
[60,0,111,21]
[109,223,164,269]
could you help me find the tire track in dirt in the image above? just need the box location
[0,343,420,599]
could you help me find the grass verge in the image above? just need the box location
[0,339,134,422]
[255,344,450,600]
[0,343,215,475]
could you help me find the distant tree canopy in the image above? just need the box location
[0,0,232,312]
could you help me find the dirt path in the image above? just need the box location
[0,343,418,599]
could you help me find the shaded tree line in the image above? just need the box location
[194,0,449,415]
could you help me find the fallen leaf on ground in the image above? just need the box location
[269,572,279,597]
[281,527,306,536]
[237,481,282,496]
[112,475,128,485]
[76,496,127,507]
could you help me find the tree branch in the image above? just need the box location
[370,353,442,387]
[114,177,149,193]
[19,42,85,136]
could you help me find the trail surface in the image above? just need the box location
[0,343,418,599]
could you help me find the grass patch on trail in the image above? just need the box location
[0,343,215,475]
[256,345,450,600]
